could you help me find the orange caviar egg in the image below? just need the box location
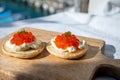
[10,29,35,46]
[55,31,80,49]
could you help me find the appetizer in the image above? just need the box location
[2,29,44,58]
[47,31,88,59]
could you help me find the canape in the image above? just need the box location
[2,29,44,58]
[47,31,88,59]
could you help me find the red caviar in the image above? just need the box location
[10,30,35,46]
[55,31,80,49]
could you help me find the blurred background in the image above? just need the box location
[0,0,89,24]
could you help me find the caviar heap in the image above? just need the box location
[55,31,80,49]
[11,29,35,46]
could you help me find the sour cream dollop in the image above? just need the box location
[5,38,41,51]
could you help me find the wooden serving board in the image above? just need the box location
[0,27,120,80]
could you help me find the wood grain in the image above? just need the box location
[0,27,120,80]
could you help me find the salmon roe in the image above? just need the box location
[55,32,80,49]
[10,30,35,46]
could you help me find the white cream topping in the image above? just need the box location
[78,40,86,49]
[5,38,41,51]
[51,37,86,52]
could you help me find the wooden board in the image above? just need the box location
[0,27,120,80]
